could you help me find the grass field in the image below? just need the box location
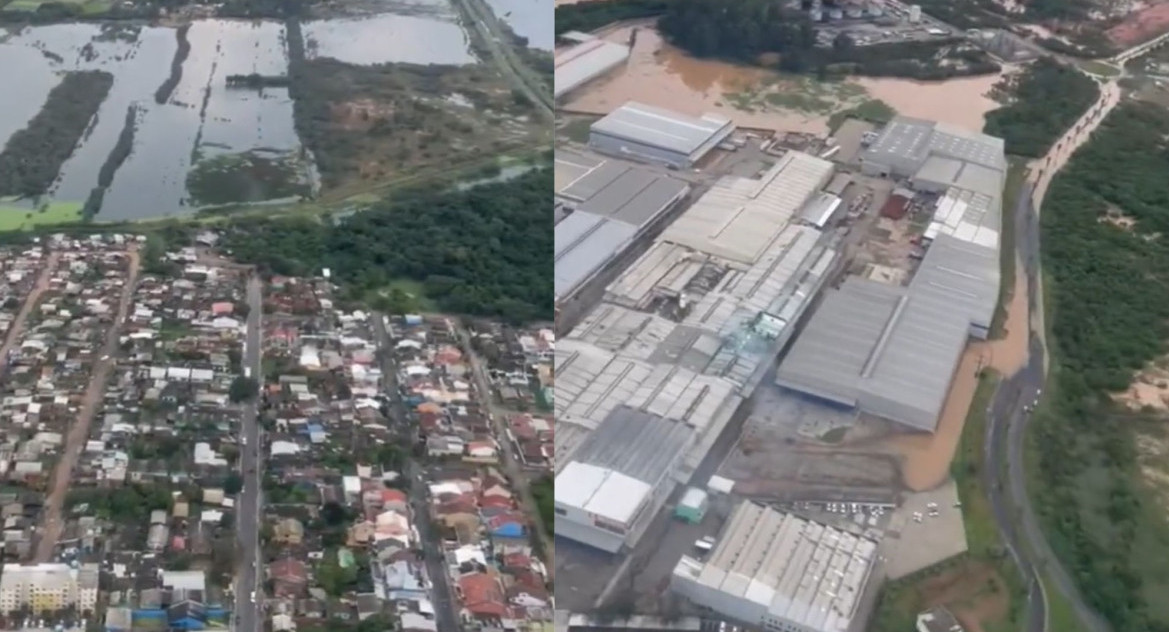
[0,200,82,232]
[0,0,110,12]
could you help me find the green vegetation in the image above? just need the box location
[827,98,895,132]
[532,476,554,534]
[0,200,83,232]
[186,151,311,206]
[554,0,667,35]
[221,168,551,321]
[988,158,1025,337]
[1032,101,1169,632]
[657,0,998,79]
[229,376,260,403]
[67,484,172,522]
[984,58,1099,158]
[155,25,190,105]
[286,19,541,194]
[0,70,113,198]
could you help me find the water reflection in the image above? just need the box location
[484,0,553,50]
[302,13,476,65]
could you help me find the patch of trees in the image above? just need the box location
[1035,101,1169,632]
[657,0,998,79]
[983,58,1099,158]
[532,476,554,534]
[67,484,172,523]
[226,73,291,88]
[0,70,112,198]
[220,168,552,322]
[81,104,138,220]
[155,25,190,105]
[554,0,668,35]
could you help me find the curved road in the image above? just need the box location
[986,71,1124,632]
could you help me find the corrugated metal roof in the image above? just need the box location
[776,234,999,431]
[554,39,630,99]
[591,101,732,156]
[554,461,653,525]
[676,502,877,632]
[661,151,834,264]
[554,211,638,298]
[570,406,695,486]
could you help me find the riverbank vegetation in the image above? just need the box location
[554,0,666,35]
[220,168,551,321]
[1032,101,1169,632]
[655,0,998,79]
[285,19,542,193]
[984,58,1099,157]
[81,104,139,220]
[0,70,113,198]
[154,25,190,105]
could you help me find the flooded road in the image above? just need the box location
[563,26,1008,133]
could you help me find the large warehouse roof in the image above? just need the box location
[660,151,834,264]
[554,37,630,99]
[554,151,689,300]
[591,101,732,157]
[673,502,877,632]
[861,116,1006,174]
[776,234,999,431]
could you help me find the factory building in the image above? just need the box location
[589,102,736,169]
[776,118,1005,432]
[672,502,878,632]
[554,151,840,552]
[555,150,690,304]
[555,34,631,101]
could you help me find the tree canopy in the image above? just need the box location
[984,58,1100,158]
[221,168,552,322]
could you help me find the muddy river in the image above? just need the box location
[563,26,1006,134]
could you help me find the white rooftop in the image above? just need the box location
[555,461,652,525]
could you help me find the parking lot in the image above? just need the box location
[881,480,969,579]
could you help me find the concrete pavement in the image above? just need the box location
[371,314,462,632]
[234,274,265,632]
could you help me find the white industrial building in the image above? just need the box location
[589,102,736,169]
[554,151,841,552]
[672,502,878,632]
[555,150,690,303]
[555,35,631,101]
[775,117,1005,432]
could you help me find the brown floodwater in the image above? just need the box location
[563,26,1009,133]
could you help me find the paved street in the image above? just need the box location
[371,314,462,632]
[453,325,555,582]
[234,274,265,632]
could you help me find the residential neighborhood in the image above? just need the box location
[0,234,553,632]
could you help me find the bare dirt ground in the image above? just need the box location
[1107,2,1169,47]
[884,343,989,491]
[1115,360,1169,410]
[0,251,60,377]
[34,247,140,563]
[918,559,1012,632]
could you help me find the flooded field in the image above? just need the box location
[0,6,478,221]
[485,0,554,49]
[303,11,476,65]
[563,26,1006,133]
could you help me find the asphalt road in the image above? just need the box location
[449,0,551,121]
[984,181,1111,632]
[234,274,265,632]
[371,314,462,632]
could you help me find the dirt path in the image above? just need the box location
[0,251,61,377]
[33,247,140,563]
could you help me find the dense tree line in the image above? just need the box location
[1035,101,1169,632]
[554,0,667,35]
[656,0,998,79]
[154,25,190,105]
[984,58,1099,157]
[0,70,112,198]
[221,168,552,322]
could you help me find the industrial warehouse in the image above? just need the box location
[555,150,691,305]
[672,501,878,632]
[553,149,842,553]
[588,102,736,169]
[554,32,631,102]
[775,116,1005,432]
